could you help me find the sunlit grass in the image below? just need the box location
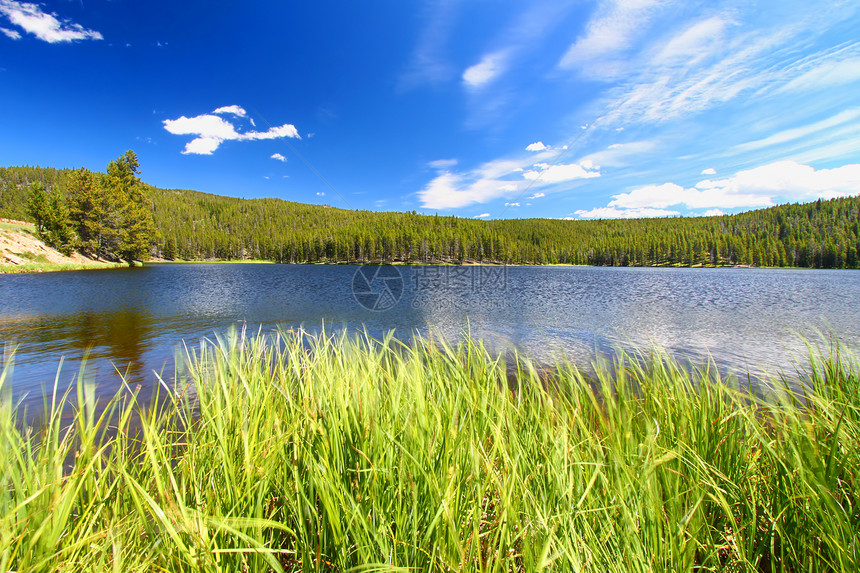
[1,329,858,571]
[0,261,129,274]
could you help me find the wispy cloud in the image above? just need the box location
[582,141,657,167]
[597,23,778,126]
[271,153,287,162]
[0,0,102,43]
[462,50,509,88]
[164,106,300,155]
[428,158,458,170]
[1,26,20,39]
[735,108,860,153]
[523,162,601,184]
[399,0,461,90]
[459,0,578,126]
[559,0,668,81]
[213,105,248,117]
[578,7,860,132]
[773,42,860,94]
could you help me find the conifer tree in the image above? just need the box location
[25,183,50,233]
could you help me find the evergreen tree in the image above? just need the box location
[66,168,106,256]
[42,189,76,255]
[66,151,156,262]
[25,183,50,233]
[106,152,155,262]
[26,183,76,255]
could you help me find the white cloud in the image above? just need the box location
[271,153,287,162]
[182,136,222,155]
[428,158,458,169]
[558,0,667,80]
[419,151,601,210]
[505,202,520,207]
[528,192,545,199]
[213,105,247,117]
[605,161,860,213]
[474,213,490,218]
[692,161,860,204]
[526,141,548,152]
[703,209,725,217]
[164,108,300,155]
[575,206,680,219]
[609,182,688,209]
[0,0,102,43]
[1,26,20,39]
[164,114,240,139]
[419,173,504,209]
[316,192,325,196]
[701,167,716,175]
[246,124,301,140]
[463,50,509,88]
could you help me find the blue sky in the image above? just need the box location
[1,0,859,220]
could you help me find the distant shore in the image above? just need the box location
[0,220,824,274]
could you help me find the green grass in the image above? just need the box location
[13,251,51,263]
[0,221,34,232]
[1,329,858,572]
[0,261,130,273]
[158,259,275,264]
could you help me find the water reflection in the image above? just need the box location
[2,306,156,403]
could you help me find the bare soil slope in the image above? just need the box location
[0,219,101,269]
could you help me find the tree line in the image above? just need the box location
[2,157,859,268]
[19,151,155,262]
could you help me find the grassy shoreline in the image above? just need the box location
[0,260,131,274]
[2,330,858,571]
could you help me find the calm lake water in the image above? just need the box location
[1,263,859,410]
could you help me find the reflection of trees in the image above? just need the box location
[2,307,153,390]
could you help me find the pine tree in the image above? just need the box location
[66,151,156,262]
[43,189,76,255]
[26,183,50,233]
[67,168,106,256]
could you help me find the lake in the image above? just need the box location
[1,263,859,410]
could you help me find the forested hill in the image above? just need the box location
[2,164,859,268]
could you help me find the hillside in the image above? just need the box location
[2,164,859,268]
[0,219,122,273]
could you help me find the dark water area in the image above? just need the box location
[1,263,859,412]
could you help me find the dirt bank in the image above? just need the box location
[0,220,120,272]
